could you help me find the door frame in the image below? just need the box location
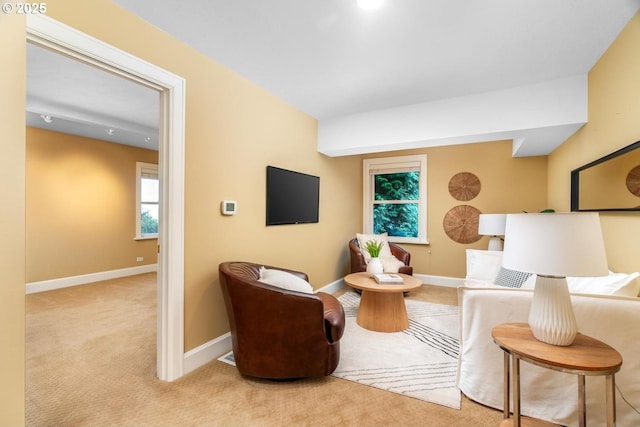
[26,15,186,381]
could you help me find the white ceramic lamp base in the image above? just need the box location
[528,275,578,346]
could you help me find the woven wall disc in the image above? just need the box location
[448,172,481,201]
[626,165,640,197]
[443,205,482,244]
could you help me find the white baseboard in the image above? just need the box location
[416,274,464,288]
[316,277,346,294]
[25,264,159,294]
[183,332,232,375]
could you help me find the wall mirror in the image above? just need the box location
[571,140,640,211]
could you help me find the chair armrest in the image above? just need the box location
[389,243,411,266]
[317,292,345,343]
[398,265,413,275]
[349,239,367,273]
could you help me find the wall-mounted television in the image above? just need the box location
[266,166,319,226]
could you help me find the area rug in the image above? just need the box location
[332,291,461,409]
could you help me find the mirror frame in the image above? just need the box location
[571,140,640,212]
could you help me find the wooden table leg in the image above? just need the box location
[358,290,408,332]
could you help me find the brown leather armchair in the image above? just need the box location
[218,261,345,380]
[349,238,413,275]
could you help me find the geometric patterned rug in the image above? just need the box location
[332,291,461,409]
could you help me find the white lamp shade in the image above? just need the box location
[356,0,384,10]
[502,213,608,277]
[478,214,507,236]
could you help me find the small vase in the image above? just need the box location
[366,257,384,275]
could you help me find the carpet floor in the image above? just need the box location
[26,273,503,426]
[334,291,461,409]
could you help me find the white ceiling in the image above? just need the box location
[26,43,160,150]
[27,0,640,154]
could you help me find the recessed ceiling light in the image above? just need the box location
[105,128,115,136]
[356,0,384,11]
[145,136,151,143]
[40,114,53,123]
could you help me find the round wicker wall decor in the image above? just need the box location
[448,172,481,201]
[443,205,482,244]
[626,165,640,197]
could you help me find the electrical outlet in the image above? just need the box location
[136,257,144,262]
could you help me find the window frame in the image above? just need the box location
[362,154,428,244]
[135,161,159,240]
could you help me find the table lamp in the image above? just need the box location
[502,212,608,346]
[478,214,507,251]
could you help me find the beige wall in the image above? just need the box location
[0,11,26,427]
[549,12,640,273]
[363,140,548,278]
[3,3,637,422]
[26,127,159,282]
[577,149,640,210]
[40,0,362,351]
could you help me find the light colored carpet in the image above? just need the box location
[26,274,503,426]
[333,291,461,409]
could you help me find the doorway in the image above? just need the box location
[26,14,185,381]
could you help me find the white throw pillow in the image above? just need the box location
[567,271,640,297]
[465,249,503,282]
[381,255,405,273]
[258,267,314,294]
[356,233,393,263]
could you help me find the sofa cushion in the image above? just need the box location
[465,249,503,282]
[567,271,640,297]
[258,267,314,293]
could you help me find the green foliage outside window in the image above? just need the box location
[373,172,419,238]
[141,210,158,234]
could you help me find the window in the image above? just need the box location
[136,162,159,239]
[363,155,427,244]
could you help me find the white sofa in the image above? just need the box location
[457,250,640,426]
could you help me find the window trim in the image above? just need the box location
[363,154,428,244]
[136,161,159,240]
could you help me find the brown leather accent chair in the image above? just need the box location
[218,261,345,380]
[348,238,413,275]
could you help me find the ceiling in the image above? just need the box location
[27,0,640,154]
[26,43,160,150]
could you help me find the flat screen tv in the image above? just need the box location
[266,166,319,225]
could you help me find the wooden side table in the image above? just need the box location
[343,272,422,332]
[492,323,622,427]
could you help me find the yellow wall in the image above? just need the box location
[549,12,640,272]
[3,3,637,422]
[0,11,26,427]
[26,127,159,282]
[39,0,362,351]
[577,148,640,210]
[364,140,548,278]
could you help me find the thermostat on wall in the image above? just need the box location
[221,200,237,215]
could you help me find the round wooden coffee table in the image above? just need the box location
[343,272,422,332]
